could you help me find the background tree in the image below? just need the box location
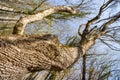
[0,0,120,80]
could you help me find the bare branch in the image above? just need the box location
[95,16,113,24]
[0,17,18,22]
[0,4,26,14]
[83,0,113,33]
[64,0,74,5]
[32,0,47,12]
[99,38,120,51]
[12,6,77,35]
[0,5,14,12]
[75,0,85,8]
[100,12,120,34]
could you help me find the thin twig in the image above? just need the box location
[32,0,47,12]
[83,0,113,33]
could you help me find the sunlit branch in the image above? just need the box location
[0,5,14,12]
[0,17,18,22]
[0,4,27,14]
[78,24,86,36]
[12,6,77,35]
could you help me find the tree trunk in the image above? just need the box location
[82,54,86,80]
[0,34,80,80]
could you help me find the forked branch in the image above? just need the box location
[83,0,113,34]
[100,12,120,34]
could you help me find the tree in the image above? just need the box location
[0,0,120,80]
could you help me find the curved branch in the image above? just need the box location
[32,0,47,12]
[12,6,77,35]
[78,24,85,36]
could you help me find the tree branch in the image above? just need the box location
[0,5,14,12]
[78,24,85,36]
[99,38,120,51]
[32,0,47,12]
[0,17,18,22]
[0,4,26,14]
[12,6,77,35]
[83,0,113,34]
[100,12,120,34]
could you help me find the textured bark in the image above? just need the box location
[0,34,80,80]
[0,5,14,12]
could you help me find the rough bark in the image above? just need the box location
[0,34,80,80]
[0,5,14,12]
